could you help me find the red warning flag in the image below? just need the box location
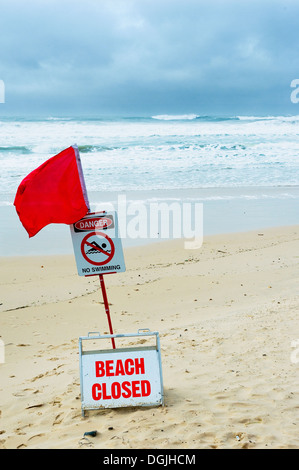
[14,146,89,237]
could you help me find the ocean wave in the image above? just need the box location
[0,145,31,154]
[78,144,119,153]
[45,117,72,121]
[151,114,240,122]
[237,115,299,123]
[152,114,199,121]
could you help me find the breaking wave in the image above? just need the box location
[0,145,31,154]
[151,114,199,121]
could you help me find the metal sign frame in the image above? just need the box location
[79,329,164,416]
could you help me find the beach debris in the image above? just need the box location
[25,403,44,409]
[83,430,97,437]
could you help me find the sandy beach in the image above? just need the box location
[0,225,299,449]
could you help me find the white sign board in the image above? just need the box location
[79,331,164,414]
[70,211,125,276]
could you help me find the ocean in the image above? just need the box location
[1,114,299,256]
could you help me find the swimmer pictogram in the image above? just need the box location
[81,231,115,266]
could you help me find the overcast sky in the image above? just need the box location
[0,0,299,117]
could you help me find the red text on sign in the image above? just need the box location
[92,380,151,400]
[95,357,145,377]
[75,217,113,231]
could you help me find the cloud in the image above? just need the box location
[1,0,298,115]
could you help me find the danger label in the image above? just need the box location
[74,216,114,232]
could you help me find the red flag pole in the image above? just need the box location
[73,144,90,212]
[73,144,116,349]
[99,274,116,349]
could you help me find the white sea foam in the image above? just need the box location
[0,201,12,206]
[1,115,299,197]
[152,114,199,120]
[237,115,299,122]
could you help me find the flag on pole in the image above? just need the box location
[14,146,89,237]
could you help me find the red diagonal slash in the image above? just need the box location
[85,240,110,257]
[81,231,115,266]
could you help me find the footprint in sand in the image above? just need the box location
[28,433,45,442]
[53,413,64,425]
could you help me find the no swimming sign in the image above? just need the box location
[70,211,126,276]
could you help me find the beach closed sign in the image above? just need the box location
[79,331,164,414]
[70,211,125,276]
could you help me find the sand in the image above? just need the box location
[0,225,299,449]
